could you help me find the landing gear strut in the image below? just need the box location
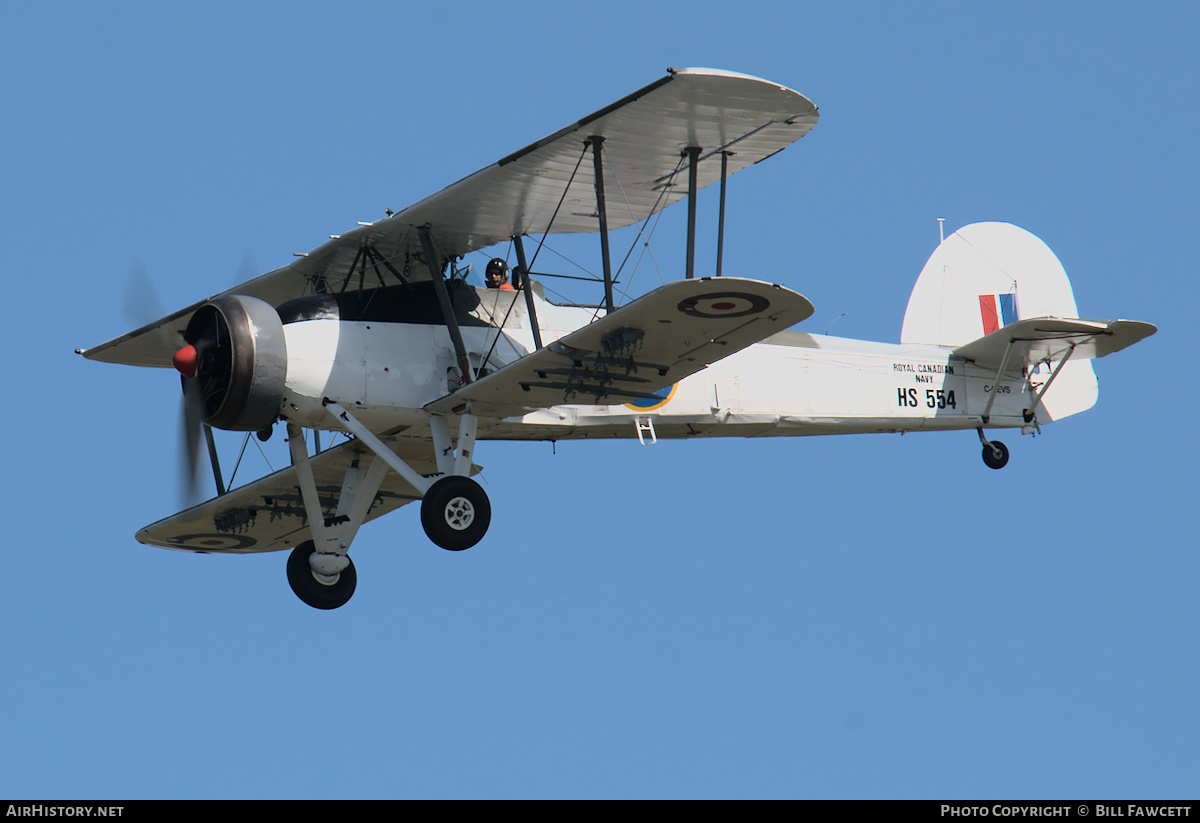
[287,541,357,610]
[977,428,1010,470]
[325,400,493,553]
[283,423,389,610]
[284,401,493,608]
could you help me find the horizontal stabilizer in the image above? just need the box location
[136,437,444,553]
[953,317,1157,370]
[426,277,814,418]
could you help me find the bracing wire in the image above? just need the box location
[604,148,681,307]
[527,142,591,274]
[476,142,592,364]
[252,435,275,473]
[229,433,253,489]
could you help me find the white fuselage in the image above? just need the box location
[279,286,1037,442]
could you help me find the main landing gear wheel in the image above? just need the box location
[982,440,1010,470]
[286,541,356,610]
[421,475,491,551]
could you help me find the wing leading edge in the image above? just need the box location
[426,277,814,418]
[81,68,818,369]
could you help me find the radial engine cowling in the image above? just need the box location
[179,294,287,432]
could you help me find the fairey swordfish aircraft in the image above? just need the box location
[80,68,1155,609]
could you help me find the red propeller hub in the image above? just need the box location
[172,344,198,378]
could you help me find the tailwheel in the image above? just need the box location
[420,476,491,551]
[286,541,356,610]
[982,440,1010,470]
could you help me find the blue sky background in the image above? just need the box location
[2,1,1194,799]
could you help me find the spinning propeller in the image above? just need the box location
[126,257,284,506]
[173,303,235,504]
[124,262,211,506]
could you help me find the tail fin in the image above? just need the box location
[901,222,1083,346]
[901,222,1098,422]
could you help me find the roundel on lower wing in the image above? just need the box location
[172,533,258,551]
[624,382,678,411]
[676,291,770,318]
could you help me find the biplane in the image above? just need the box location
[79,68,1155,609]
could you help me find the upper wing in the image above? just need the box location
[425,277,814,418]
[387,67,817,252]
[136,436,439,553]
[80,68,818,368]
[953,317,1157,369]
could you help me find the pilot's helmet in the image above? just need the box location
[486,258,508,276]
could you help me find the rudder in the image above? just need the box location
[901,222,1098,422]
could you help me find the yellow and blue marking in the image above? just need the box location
[624,382,677,412]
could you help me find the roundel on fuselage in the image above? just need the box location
[624,382,678,412]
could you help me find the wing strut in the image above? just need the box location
[419,226,475,384]
[362,243,408,287]
[716,151,729,277]
[203,424,226,496]
[588,136,616,313]
[686,145,700,280]
[513,234,543,350]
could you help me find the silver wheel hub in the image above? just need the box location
[444,496,475,530]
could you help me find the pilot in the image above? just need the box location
[485,257,515,291]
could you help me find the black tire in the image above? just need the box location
[420,476,491,551]
[982,440,1010,470]
[286,541,356,609]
